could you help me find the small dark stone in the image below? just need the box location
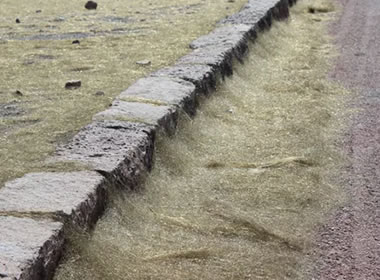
[36,10,42,13]
[95,91,105,96]
[14,90,23,96]
[0,273,8,278]
[16,18,21,24]
[72,40,80,44]
[85,1,98,10]
[65,80,82,89]
[308,7,315,13]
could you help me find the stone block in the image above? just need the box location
[178,46,235,78]
[93,100,178,135]
[118,77,197,116]
[0,216,63,280]
[53,120,155,190]
[0,171,106,228]
[189,24,254,62]
[151,64,217,95]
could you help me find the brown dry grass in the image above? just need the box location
[54,0,350,279]
[0,0,247,188]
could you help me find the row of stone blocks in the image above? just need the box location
[0,0,296,279]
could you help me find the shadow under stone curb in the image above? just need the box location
[0,0,295,279]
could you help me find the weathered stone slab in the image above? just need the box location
[189,24,254,62]
[151,64,217,95]
[118,77,197,116]
[93,100,178,135]
[53,120,155,190]
[219,0,289,28]
[0,171,106,228]
[178,46,235,78]
[0,216,63,280]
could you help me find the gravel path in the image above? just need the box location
[313,0,380,279]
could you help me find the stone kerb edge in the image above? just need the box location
[0,0,294,279]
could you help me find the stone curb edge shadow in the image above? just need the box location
[0,0,297,279]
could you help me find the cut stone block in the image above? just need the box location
[0,216,63,280]
[53,120,155,190]
[118,77,197,116]
[0,171,106,228]
[177,45,235,78]
[93,100,178,135]
[219,0,289,28]
[151,64,217,95]
[189,24,255,62]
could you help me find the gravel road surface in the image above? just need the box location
[313,0,380,279]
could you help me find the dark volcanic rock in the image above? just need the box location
[72,39,80,44]
[85,1,98,10]
[15,18,20,24]
[65,80,81,89]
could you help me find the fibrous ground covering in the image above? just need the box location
[55,1,351,279]
[0,0,247,187]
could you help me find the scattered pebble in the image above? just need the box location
[65,80,82,89]
[85,1,98,10]
[72,40,80,44]
[36,10,42,13]
[136,60,151,66]
[13,90,23,96]
[95,91,105,96]
[15,18,21,24]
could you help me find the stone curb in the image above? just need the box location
[0,0,296,279]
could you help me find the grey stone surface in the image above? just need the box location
[219,0,289,28]
[189,24,254,62]
[0,216,63,280]
[177,45,235,78]
[151,64,217,95]
[119,77,197,116]
[94,100,178,135]
[0,171,107,228]
[53,120,155,190]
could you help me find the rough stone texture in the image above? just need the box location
[53,120,155,190]
[94,100,179,135]
[151,64,217,96]
[119,77,197,116]
[178,46,235,78]
[189,24,254,62]
[0,216,63,280]
[0,171,107,228]
[220,0,289,28]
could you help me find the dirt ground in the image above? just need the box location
[311,0,380,279]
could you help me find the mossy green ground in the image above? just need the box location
[55,1,351,279]
[0,0,247,187]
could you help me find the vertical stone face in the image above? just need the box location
[0,216,64,280]
[0,171,107,228]
[93,100,179,135]
[53,120,156,190]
